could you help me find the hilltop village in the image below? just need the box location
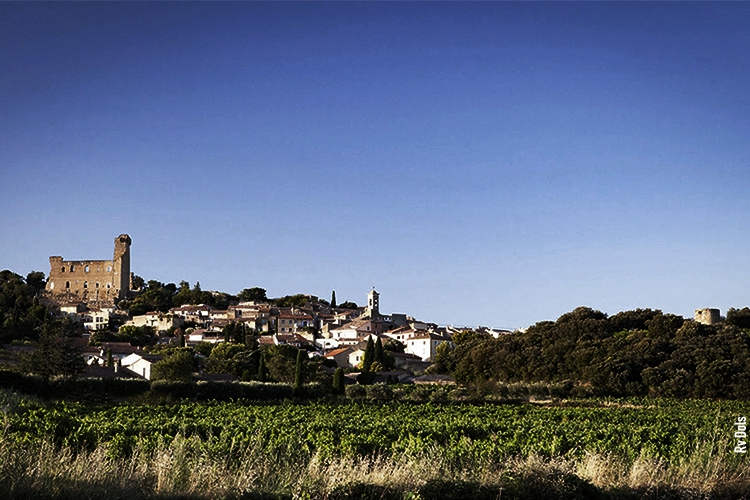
[37,234,508,382]
[3,233,748,401]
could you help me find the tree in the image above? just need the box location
[361,337,374,373]
[106,347,114,367]
[131,274,145,290]
[151,350,194,382]
[331,290,337,308]
[384,338,405,353]
[257,352,269,381]
[274,294,308,308]
[263,344,300,383]
[117,325,156,347]
[238,287,268,303]
[20,320,85,380]
[333,367,345,394]
[25,271,47,295]
[222,322,247,344]
[338,301,358,310]
[374,336,384,364]
[294,349,305,395]
[727,307,750,329]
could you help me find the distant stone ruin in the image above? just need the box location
[45,234,132,307]
[694,308,720,325]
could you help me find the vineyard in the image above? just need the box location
[1,391,749,499]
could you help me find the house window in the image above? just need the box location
[70,265,75,272]
[61,267,65,273]
[96,282,100,288]
[84,266,89,273]
[65,281,70,289]
[107,266,111,272]
[83,282,88,289]
[106,283,111,288]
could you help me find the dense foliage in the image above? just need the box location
[0,270,50,343]
[121,280,233,316]
[442,307,750,399]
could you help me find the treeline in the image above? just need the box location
[121,280,341,316]
[438,307,750,399]
[120,280,233,316]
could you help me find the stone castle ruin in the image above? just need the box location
[45,234,132,306]
[694,308,720,325]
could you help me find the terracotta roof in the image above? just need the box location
[324,347,352,358]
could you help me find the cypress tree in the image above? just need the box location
[374,336,384,364]
[257,352,269,382]
[362,336,374,373]
[333,367,345,394]
[331,290,337,308]
[294,349,304,395]
[106,347,113,368]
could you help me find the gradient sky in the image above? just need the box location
[2,2,749,329]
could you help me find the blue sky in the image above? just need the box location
[1,3,749,329]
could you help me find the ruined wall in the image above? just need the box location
[45,234,131,305]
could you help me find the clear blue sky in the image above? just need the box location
[2,3,749,329]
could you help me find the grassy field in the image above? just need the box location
[1,389,749,499]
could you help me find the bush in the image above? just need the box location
[366,383,393,402]
[345,385,366,399]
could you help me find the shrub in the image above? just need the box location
[366,383,393,402]
[345,385,366,399]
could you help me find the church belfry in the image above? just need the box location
[367,288,380,318]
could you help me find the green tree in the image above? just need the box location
[238,287,268,302]
[20,320,85,380]
[384,338,405,353]
[151,350,194,382]
[374,336,384,364]
[333,367,345,394]
[263,344,300,383]
[361,336,374,373]
[338,301,358,310]
[294,349,305,395]
[222,322,247,344]
[106,347,113,367]
[727,307,750,329]
[274,294,308,308]
[257,351,269,381]
[117,325,156,347]
[131,274,145,290]
[331,290,337,308]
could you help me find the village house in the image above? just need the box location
[127,312,183,334]
[228,302,272,331]
[80,307,114,331]
[404,332,454,362]
[121,353,162,380]
[323,347,353,368]
[276,309,315,334]
[170,304,213,327]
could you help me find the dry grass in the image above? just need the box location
[1,433,749,500]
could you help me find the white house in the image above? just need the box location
[121,353,161,380]
[404,333,453,362]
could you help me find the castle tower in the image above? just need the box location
[695,308,720,325]
[366,288,380,319]
[112,234,131,299]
